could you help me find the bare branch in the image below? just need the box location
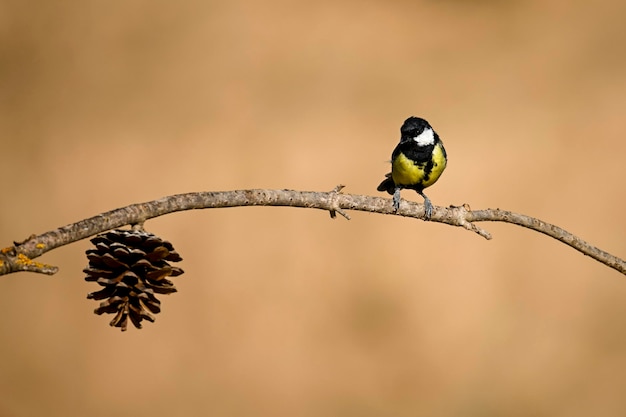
[0,188,623,276]
[466,208,625,274]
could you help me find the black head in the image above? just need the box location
[400,117,431,139]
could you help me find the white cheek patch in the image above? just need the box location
[413,128,435,146]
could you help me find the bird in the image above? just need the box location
[377,116,447,219]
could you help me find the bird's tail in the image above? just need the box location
[377,173,395,195]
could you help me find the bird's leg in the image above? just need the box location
[392,187,402,212]
[417,190,433,220]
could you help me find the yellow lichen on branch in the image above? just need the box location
[17,253,41,267]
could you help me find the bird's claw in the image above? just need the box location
[392,188,402,212]
[423,198,433,220]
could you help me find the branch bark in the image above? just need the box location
[1,187,624,276]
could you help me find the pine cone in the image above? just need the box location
[84,229,184,331]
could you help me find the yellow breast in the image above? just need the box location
[422,143,447,187]
[391,143,447,188]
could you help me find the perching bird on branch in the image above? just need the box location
[377,116,447,219]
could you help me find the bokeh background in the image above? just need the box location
[1,1,625,416]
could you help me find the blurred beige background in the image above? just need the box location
[1,0,625,416]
